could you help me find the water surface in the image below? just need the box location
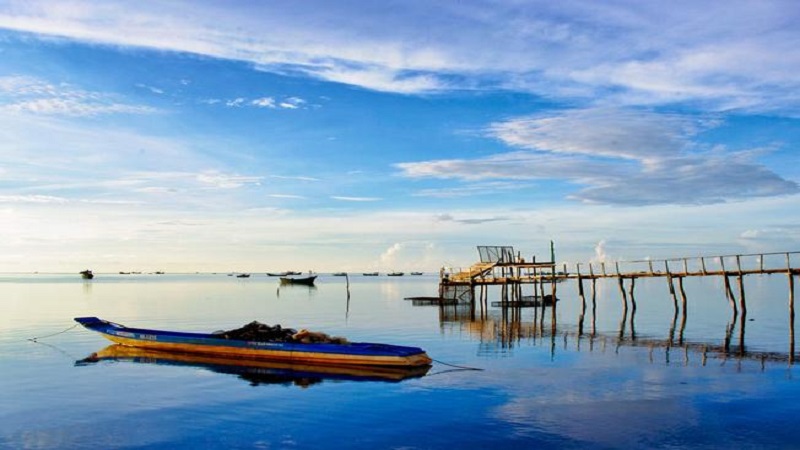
[1,273,798,449]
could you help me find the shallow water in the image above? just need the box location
[1,273,798,449]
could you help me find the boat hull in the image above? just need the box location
[74,317,432,367]
[279,275,316,285]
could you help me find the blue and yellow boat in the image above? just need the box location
[74,317,432,367]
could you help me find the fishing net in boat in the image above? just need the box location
[214,321,349,344]
[214,321,297,342]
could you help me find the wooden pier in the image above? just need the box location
[439,245,800,363]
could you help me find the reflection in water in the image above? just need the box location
[791,273,796,364]
[430,290,798,367]
[77,345,430,387]
[276,283,318,299]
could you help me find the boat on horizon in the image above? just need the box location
[79,270,94,279]
[363,272,379,276]
[387,272,404,276]
[279,275,317,286]
[74,317,432,367]
[236,273,251,278]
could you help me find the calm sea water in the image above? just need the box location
[1,273,799,449]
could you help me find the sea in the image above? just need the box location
[1,272,799,449]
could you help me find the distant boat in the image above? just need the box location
[267,271,302,277]
[236,273,251,278]
[280,275,317,286]
[410,272,423,276]
[363,272,379,276]
[80,270,94,279]
[387,272,404,276]
[332,272,347,276]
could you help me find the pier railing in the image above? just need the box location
[571,251,800,279]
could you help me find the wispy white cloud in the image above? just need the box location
[414,181,534,198]
[309,65,449,94]
[135,83,164,95]
[203,95,311,109]
[268,175,320,182]
[331,196,381,202]
[278,96,305,109]
[269,194,306,199]
[398,108,799,205]
[196,172,262,189]
[225,98,246,107]
[252,97,276,108]
[0,75,155,116]
[0,194,68,204]
[435,213,509,225]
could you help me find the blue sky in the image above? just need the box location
[0,0,798,273]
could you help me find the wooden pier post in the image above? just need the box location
[789,252,795,364]
[665,260,678,312]
[617,276,628,314]
[591,278,597,337]
[628,277,637,339]
[677,276,688,345]
[578,275,585,335]
[790,275,795,364]
[738,309,747,357]
[737,275,747,317]
[719,257,738,315]
[723,275,738,315]
[550,268,557,325]
[724,316,735,354]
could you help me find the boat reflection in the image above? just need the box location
[76,345,430,387]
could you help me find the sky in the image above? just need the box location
[0,0,799,273]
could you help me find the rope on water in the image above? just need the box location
[28,323,80,342]
[430,358,484,371]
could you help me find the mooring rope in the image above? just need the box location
[430,358,484,371]
[28,323,80,342]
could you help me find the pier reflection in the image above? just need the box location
[76,345,429,387]
[423,294,796,366]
